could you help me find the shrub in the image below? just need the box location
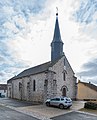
[84,102,97,110]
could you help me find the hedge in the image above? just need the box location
[84,102,97,110]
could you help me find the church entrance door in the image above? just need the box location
[62,88,66,97]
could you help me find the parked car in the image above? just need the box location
[45,97,72,109]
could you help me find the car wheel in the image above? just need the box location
[46,102,50,106]
[59,104,64,109]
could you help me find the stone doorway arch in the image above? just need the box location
[61,85,68,97]
[62,87,66,96]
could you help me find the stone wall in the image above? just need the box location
[64,56,77,99]
[10,73,46,102]
[44,71,57,100]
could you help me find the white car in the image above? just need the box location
[45,97,72,109]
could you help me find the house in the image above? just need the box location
[77,80,97,100]
[7,12,77,103]
[0,84,7,97]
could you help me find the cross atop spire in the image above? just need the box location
[56,7,58,16]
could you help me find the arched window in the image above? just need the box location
[44,79,48,86]
[63,72,66,81]
[53,79,56,86]
[19,82,22,91]
[33,80,36,91]
[27,82,30,89]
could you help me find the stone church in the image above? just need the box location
[7,12,77,103]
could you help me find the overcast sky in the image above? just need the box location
[0,0,97,85]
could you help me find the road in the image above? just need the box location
[51,111,97,120]
[0,105,39,120]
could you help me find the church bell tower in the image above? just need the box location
[51,11,64,62]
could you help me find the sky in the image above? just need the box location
[0,0,97,85]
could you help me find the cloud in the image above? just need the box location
[73,0,97,40]
[0,55,5,63]
[82,59,97,70]
[0,0,46,39]
[77,58,97,84]
[0,71,5,77]
[74,0,97,24]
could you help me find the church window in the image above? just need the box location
[33,80,36,91]
[53,80,56,86]
[27,82,30,89]
[44,79,48,86]
[19,82,22,91]
[63,72,66,81]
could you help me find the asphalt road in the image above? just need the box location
[51,111,97,120]
[0,105,40,120]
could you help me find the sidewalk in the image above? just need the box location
[6,101,85,120]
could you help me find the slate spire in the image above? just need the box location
[51,10,64,61]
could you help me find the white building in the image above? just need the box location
[7,12,77,103]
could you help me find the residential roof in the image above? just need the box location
[79,81,97,92]
[0,84,7,90]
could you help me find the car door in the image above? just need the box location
[54,98,60,106]
[50,98,56,106]
[50,98,60,106]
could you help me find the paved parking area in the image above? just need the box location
[15,100,85,118]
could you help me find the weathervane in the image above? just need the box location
[56,7,58,15]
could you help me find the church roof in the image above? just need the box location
[78,81,97,92]
[7,62,51,82]
[7,56,64,83]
